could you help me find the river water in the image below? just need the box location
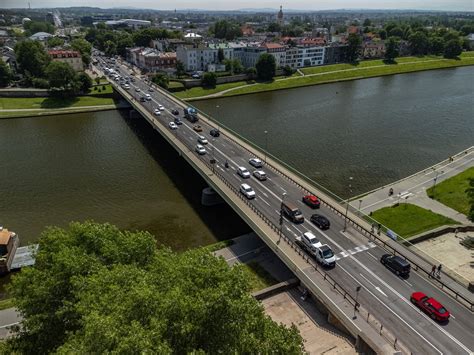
[194,66,474,198]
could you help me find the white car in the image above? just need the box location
[240,183,256,199]
[169,122,178,130]
[253,170,267,181]
[154,109,161,116]
[148,88,154,92]
[158,104,165,111]
[195,144,206,155]
[197,135,208,145]
[135,87,141,92]
[297,232,336,267]
[145,94,151,101]
[237,166,251,179]
[249,158,263,168]
[123,84,130,90]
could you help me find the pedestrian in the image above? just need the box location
[370,224,375,233]
[454,228,459,237]
[431,265,436,277]
[437,264,442,277]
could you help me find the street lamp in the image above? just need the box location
[353,285,361,319]
[343,177,353,232]
[279,192,287,235]
[358,199,363,216]
[264,130,268,163]
[431,170,444,198]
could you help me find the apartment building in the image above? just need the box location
[285,46,325,69]
[48,50,83,72]
[176,44,233,72]
[126,47,177,72]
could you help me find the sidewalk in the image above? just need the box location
[352,147,474,225]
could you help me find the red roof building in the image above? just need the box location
[48,50,83,71]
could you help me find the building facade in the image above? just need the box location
[285,45,325,69]
[362,41,385,59]
[48,50,83,72]
[261,42,286,68]
[176,44,233,72]
[127,47,177,72]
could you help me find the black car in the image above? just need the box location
[171,109,179,115]
[310,214,330,230]
[174,117,183,125]
[380,254,411,276]
[210,129,220,137]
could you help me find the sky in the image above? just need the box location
[1,0,473,11]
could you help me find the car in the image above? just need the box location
[145,94,152,101]
[192,73,201,79]
[171,109,179,115]
[253,170,267,181]
[168,122,178,130]
[310,214,330,229]
[237,166,251,179]
[240,183,256,199]
[195,144,206,155]
[249,158,263,168]
[210,129,220,137]
[380,254,411,276]
[193,125,203,132]
[140,97,146,102]
[410,292,450,321]
[174,117,182,125]
[158,104,165,111]
[154,109,161,116]
[197,135,208,145]
[135,87,140,92]
[302,194,321,209]
[123,84,130,90]
[148,88,154,92]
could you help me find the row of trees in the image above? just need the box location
[23,20,54,37]
[210,20,242,40]
[1,221,304,354]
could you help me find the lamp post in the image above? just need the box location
[358,199,363,216]
[431,170,444,198]
[343,177,353,232]
[264,130,268,163]
[279,192,287,236]
[353,285,361,319]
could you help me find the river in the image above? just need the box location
[194,66,474,198]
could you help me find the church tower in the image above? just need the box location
[277,5,284,26]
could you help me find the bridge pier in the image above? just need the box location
[201,187,224,206]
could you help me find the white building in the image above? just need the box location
[97,19,151,29]
[233,45,266,68]
[285,46,325,69]
[176,44,233,72]
[29,32,53,41]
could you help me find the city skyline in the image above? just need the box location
[0,0,472,11]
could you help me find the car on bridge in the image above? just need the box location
[135,87,140,92]
[410,292,450,322]
[210,129,220,137]
[302,194,321,209]
[249,158,263,168]
[310,214,330,229]
[195,144,206,155]
[158,104,165,111]
[380,254,411,276]
[296,232,336,267]
[193,125,203,132]
[145,94,152,101]
[253,170,267,181]
[171,109,179,115]
[198,136,208,145]
[174,117,182,125]
[240,183,256,199]
[154,109,161,116]
[237,167,251,179]
[168,122,178,130]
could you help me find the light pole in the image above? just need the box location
[343,177,353,232]
[279,192,287,236]
[353,285,361,319]
[358,199,362,216]
[264,130,268,163]
[397,192,401,206]
[431,170,444,198]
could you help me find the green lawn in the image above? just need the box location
[426,167,474,216]
[0,95,116,110]
[202,239,235,253]
[174,80,252,99]
[0,298,14,311]
[369,203,458,238]
[239,261,278,292]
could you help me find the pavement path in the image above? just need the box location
[0,308,20,340]
[351,147,474,225]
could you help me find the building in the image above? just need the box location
[48,50,83,72]
[467,33,474,50]
[29,32,53,41]
[184,33,203,42]
[96,19,151,29]
[260,42,286,68]
[277,5,284,26]
[362,41,385,59]
[324,44,348,64]
[285,45,325,69]
[127,47,176,72]
[176,44,233,72]
[0,227,19,275]
[233,45,266,69]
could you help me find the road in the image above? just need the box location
[94,55,474,354]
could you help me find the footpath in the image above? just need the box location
[351,146,474,225]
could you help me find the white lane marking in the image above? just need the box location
[262,192,268,198]
[359,273,388,297]
[260,197,271,206]
[450,314,456,320]
[366,252,378,261]
[403,279,413,287]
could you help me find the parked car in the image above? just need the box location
[240,183,256,199]
[310,214,330,229]
[210,129,220,137]
[410,292,450,321]
[253,170,267,181]
[302,194,321,209]
[249,158,263,168]
[380,254,411,276]
[237,166,251,179]
[154,109,161,116]
[171,109,179,115]
[193,125,203,132]
[168,122,178,130]
[195,144,206,155]
[198,135,208,145]
[140,97,146,102]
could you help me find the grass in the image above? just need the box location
[174,80,252,99]
[426,167,474,216]
[369,203,458,238]
[0,95,116,110]
[0,298,14,311]
[239,261,278,292]
[202,239,235,253]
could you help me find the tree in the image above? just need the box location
[76,72,92,93]
[23,21,54,36]
[408,31,429,55]
[14,40,51,78]
[116,33,134,57]
[282,65,294,76]
[0,59,13,87]
[104,40,117,57]
[211,20,242,40]
[45,61,76,92]
[379,29,387,40]
[151,73,169,89]
[267,22,282,33]
[428,37,444,55]
[71,38,92,67]
[176,60,185,78]
[384,37,400,63]
[444,39,462,59]
[3,222,304,354]
[217,48,225,63]
[94,76,101,85]
[223,58,243,74]
[46,36,65,48]
[202,72,217,88]
[256,53,276,81]
[388,27,404,38]
[363,19,371,27]
[245,67,257,79]
[346,33,362,63]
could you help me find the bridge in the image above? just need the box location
[94,56,474,354]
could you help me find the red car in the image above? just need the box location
[410,292,450,321]
[302,194,321,209]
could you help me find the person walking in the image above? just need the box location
[437,264,442,277]
[431,265,436,277]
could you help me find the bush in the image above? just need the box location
[31,77,50,89]
[202,72,217,88]
[282,65,294,76]
[151,73,169,89]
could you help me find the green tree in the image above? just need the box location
[267,22,282,33]
[429,37,445,55]
[71,38,92,67]
[408,31,429,55]
[151,72,169,89]
[388,27,404,38]
[23,21,54,36]
[46,36,64,48]
[217,48,225,63]
[346,33,362,62]
[0,58,13,87]
[202,72,217,88]
[104,40,117,57]
[176,60,185,77]
[211,20,242,40]
[76,72,92,93]
[384,37,399,63]
[282,65,294,76]
[245,66,257,78]
[45,61,76,91]
[379,29,387,40]
[224,58,243,74]
[14,40,51,78]
[443,39,462,58]
[363,18,371,27]
[256,53,276,81]
[3,222,304,354]
[116,33,134,57]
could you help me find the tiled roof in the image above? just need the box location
[48,50,81,58]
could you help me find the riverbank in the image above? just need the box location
[178,52,474,101]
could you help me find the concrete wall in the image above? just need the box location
[0,89,50,97]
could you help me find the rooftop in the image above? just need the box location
[0,228,15,246]
[48,50,81,58]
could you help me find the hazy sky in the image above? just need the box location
[1,0,473,11]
